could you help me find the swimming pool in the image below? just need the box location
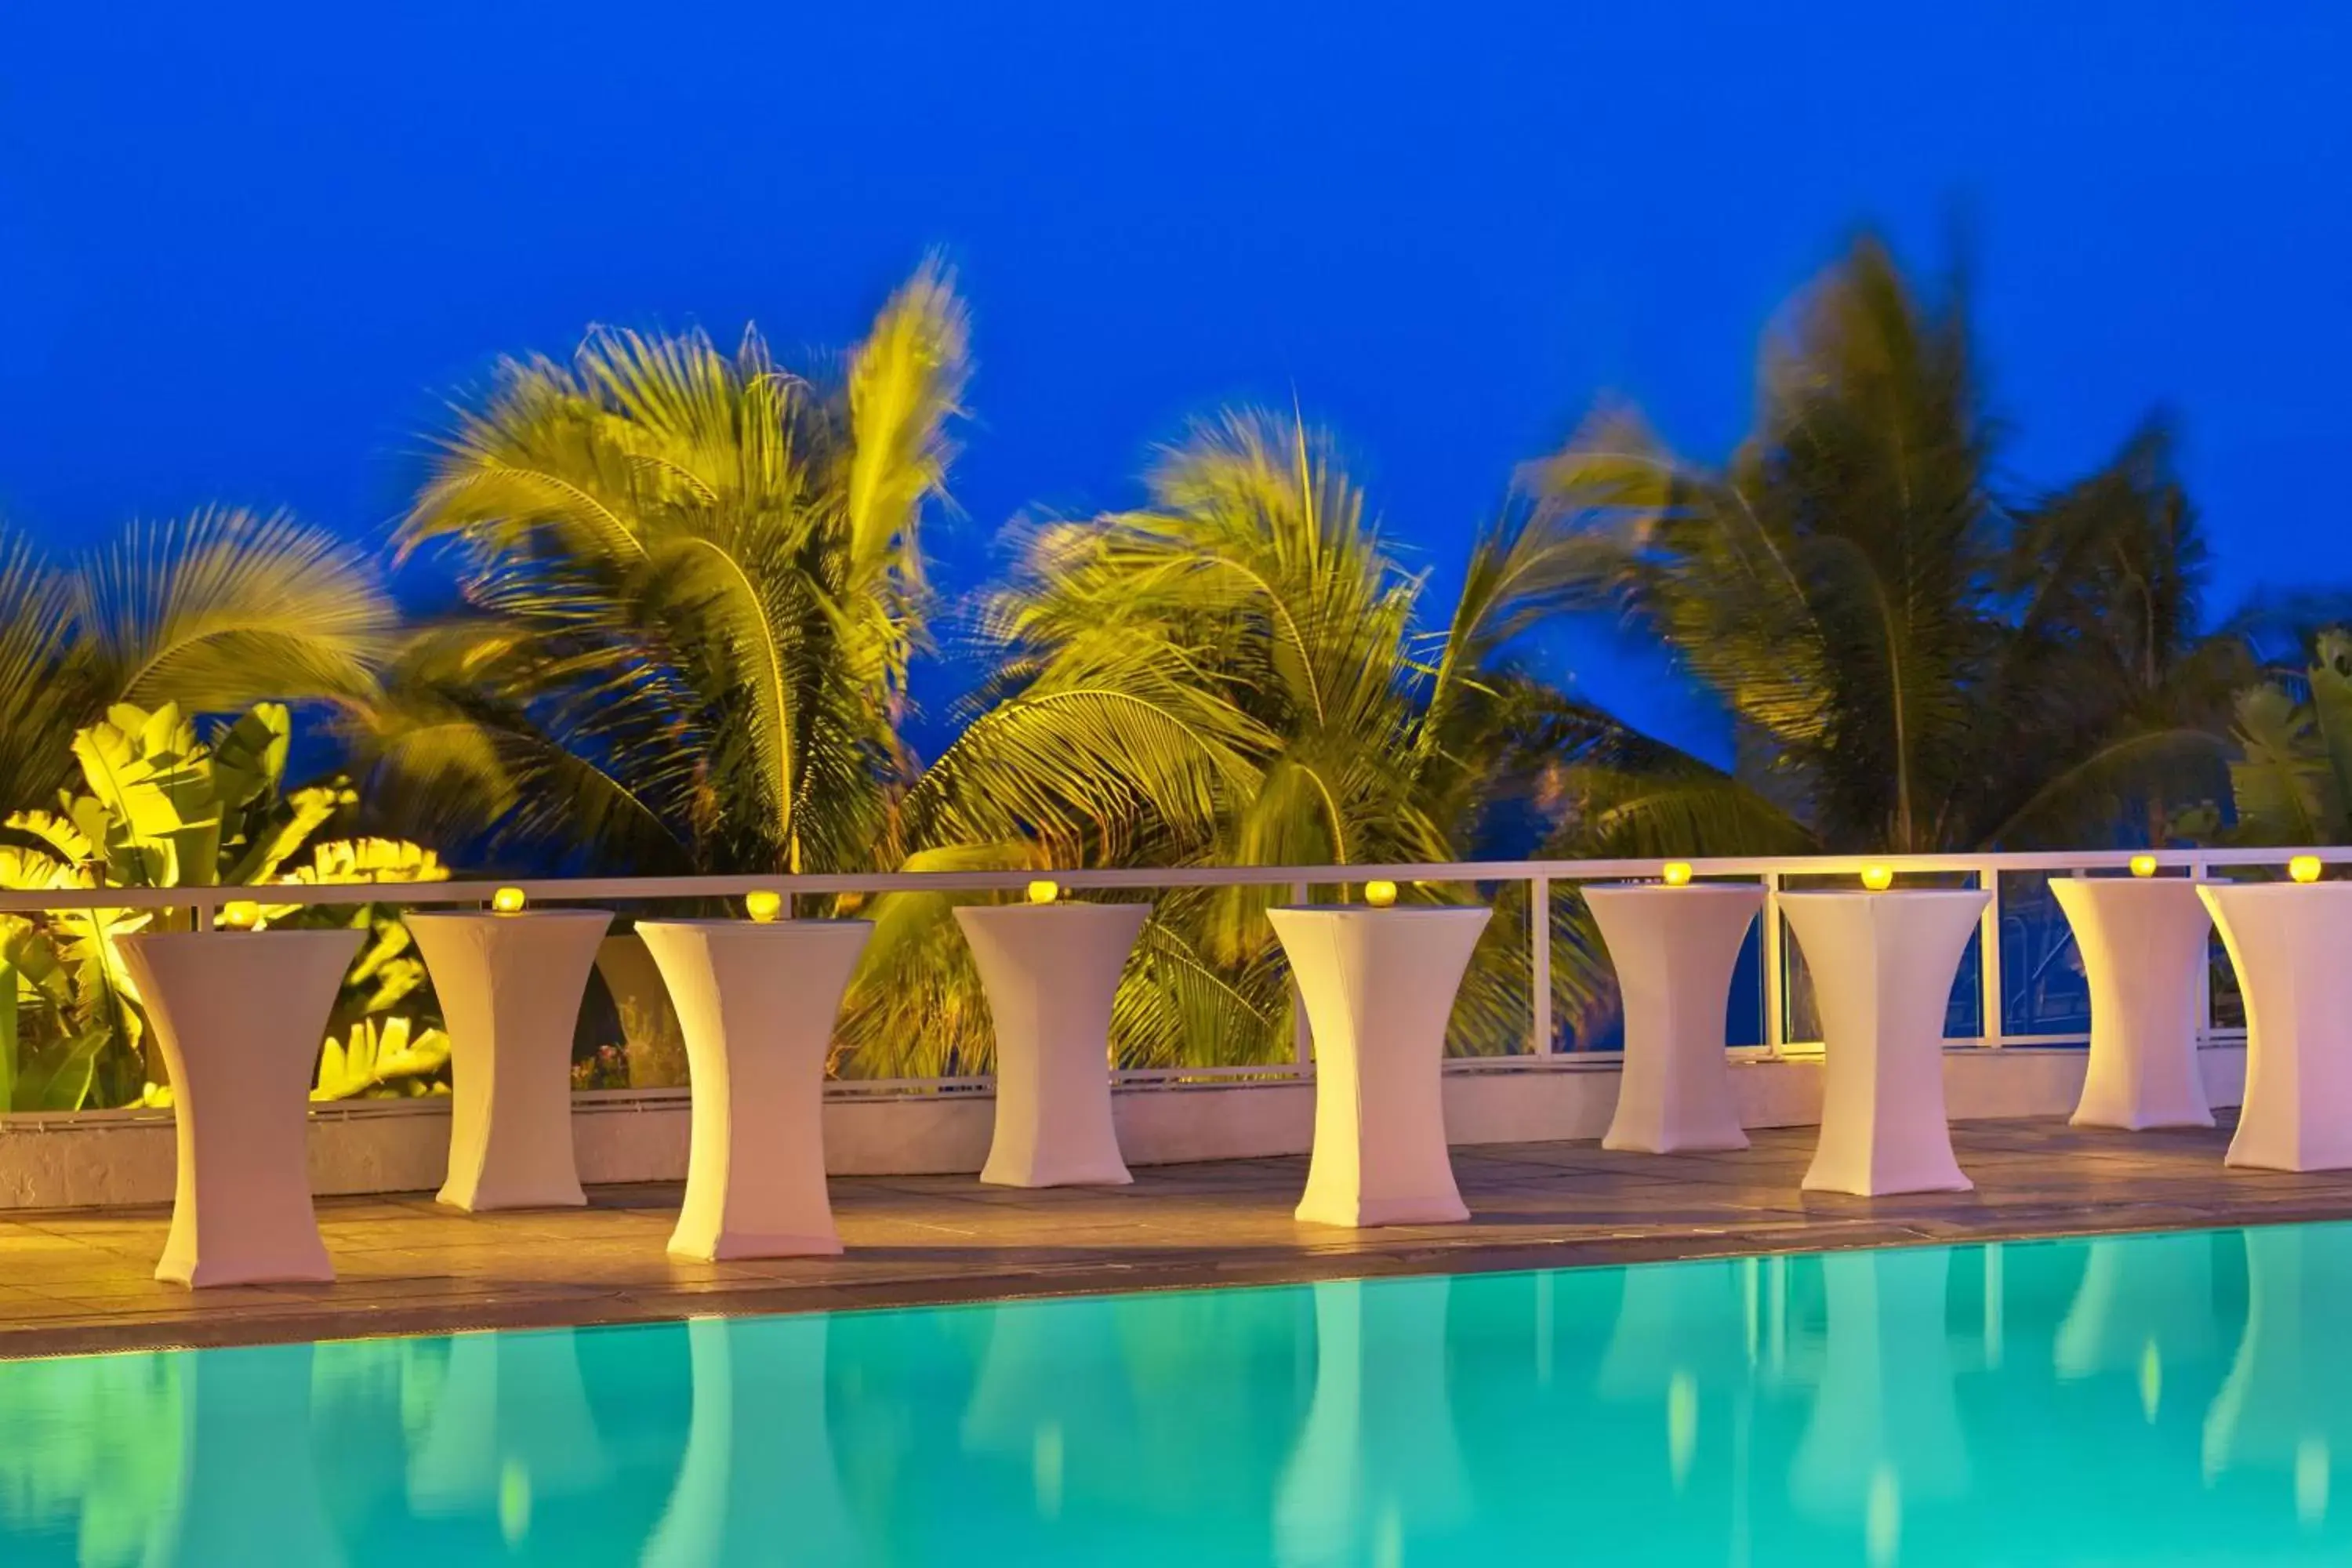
[0,1221,2343,1564]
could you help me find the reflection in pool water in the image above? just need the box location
[1274,1278,1469,1566]
[1,1223,2347,1564]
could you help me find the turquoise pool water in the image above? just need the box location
[1,1222,2346,1564]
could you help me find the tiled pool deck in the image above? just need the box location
[3,1114,2346,1359]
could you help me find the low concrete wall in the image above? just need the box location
[0,1047,2248,1210]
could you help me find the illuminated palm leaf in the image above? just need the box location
[376,262,967,877]
[75,506,398,713]
[0,510,393,814]
[0,536,80,813]
[1110,915,1286,1071]
[2229,673,2345,844]
[846,257,967,584]
[967,408,1677,1056]
[833,842,1037,1077]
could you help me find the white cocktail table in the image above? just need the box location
[955,902,1149,1187]
[407,909,613,1210]
[2199,881,2352,1171]
[1584,882,1762,1152]
[637,918,871,1258]
[1780,889,1987,1196]
[118,929,363,1287]
[1269,905,1489,1226]
[2049,877,2214,1128]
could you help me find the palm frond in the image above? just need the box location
[2228,683,2337,845]
[1981,726,2234,849]
[845,256,970,577]
[0,528,84,808]
[373,262,972,881]
[77,507,397,713]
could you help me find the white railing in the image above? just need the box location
[0,846,2311,1106]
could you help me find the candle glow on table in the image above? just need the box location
[1363,880,1398,908]
[1860,865,1895,892]
[1661,862,1693,887]
[492,886,528,915]
[743,890,783,924]
[2130,855,2158,878]
[2290,855,2323,884]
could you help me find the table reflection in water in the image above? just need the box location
[1788,1249,1973,1564]
[644,1315,861,1566]
[20,1223,2352,1564]
[2206,1222,2352,1526]
[151,1342,345,1567]
[1276,1276,1471,1566]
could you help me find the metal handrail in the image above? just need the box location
[0,847,2288,1099]
[0,844,2332,917]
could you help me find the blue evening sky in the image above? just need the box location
[3,3,2346,762]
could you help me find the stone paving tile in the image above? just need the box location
[8,1112,2352,1358]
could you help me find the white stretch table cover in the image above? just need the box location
[2049,877,2215,1129]
[1584,883,1762,1152]
[1269,906,1489,1226]
[637,919,871,1259]
[1780,890,1987,1196]
[408,909,613,1210]
[2198,882,2352,1171]
[118,930,362,1287]
[955,902,1149,1187]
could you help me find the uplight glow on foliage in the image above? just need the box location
[5,234,2344,1092]
[0,700,445,1112]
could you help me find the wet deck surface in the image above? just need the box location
[4,1114,2347,1358]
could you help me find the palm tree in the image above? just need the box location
[1522,236,2251,857]
[0,506,396,813]
[0,508,404,1108]
[930,410,1639,1065]
[365,267,1292,1076]
[2220,628,2352,844]
[369,260,971,877]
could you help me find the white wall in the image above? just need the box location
[0,1047,2246,1211]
